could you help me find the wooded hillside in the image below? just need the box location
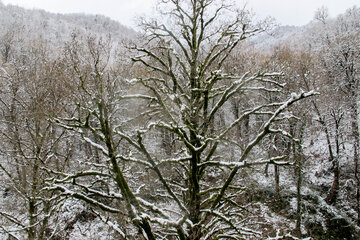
[0,1,359,239]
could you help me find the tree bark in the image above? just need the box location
[295,153,303,235]
[325,110,342,204]
[351,103,360,225]
[274,165,280,200]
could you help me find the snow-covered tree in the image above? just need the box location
[50,1,316,239]
[0,40,74,239]
[316,6,360,221]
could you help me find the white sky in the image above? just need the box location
[1,0,359,28]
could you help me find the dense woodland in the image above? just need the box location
[0,0,359,239]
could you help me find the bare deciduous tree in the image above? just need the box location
[0,41,73,240]
[51,1,316,239]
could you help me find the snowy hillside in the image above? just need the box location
[0,1,136,46]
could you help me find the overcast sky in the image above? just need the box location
[2,0,359,27]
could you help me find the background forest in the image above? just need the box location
[0,0,359,239]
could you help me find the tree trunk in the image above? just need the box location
[188,137,201,239]
[294,121,305,236]
[274,165,280,200]
[28,153,40,240]
[326,110,342,204]
[295,153,303,235]
[28,199,37,240]
[351,104,360,225]
[326,162,340,204]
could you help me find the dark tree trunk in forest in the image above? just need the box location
[295,153,303,235]
[351,104,360,225]
[274,165,280,200]
[294,121,305,236]
[325,110,343,204]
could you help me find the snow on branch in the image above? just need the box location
[266,230,312,240]
[0,211,25,228]
[137,197,171,220]
[202,209,262,238]
[217,102,283,139]
[95,212,127,239]
[118,155,153,168]
[0,226,20,240]
[239,90,318,163]
[268,128,300,143]
[258,73,285,87]
[207,72,253,122]
[242,87,282,93]
[118,94,158,102]
[47,170,110,184]
[154,156,191,170]
[201,185,246,198]
[46,184,121,213]
[72,182,123,200]
[135,131,189,214]
[139,213,178,228]
[210,90,318,210]
[199,155,289,168]
[83,136,109,156]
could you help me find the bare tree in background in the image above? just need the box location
[317,7,360,220]
[0,41,74,239]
